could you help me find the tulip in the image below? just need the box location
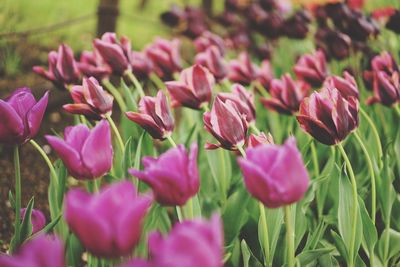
[217,84,256,123]
[125,91,174,140]
[0,88,48,145]
[297,87,359,145]
[63,77,114,120]
[324,71,359,99]
[237,137,309,208]
[181,6,208,38]
[77,50,112,80]
[65,181,152,258]
[20,208,46,234]
[130,51,153,80]
[261,74,310,115]
[160,4,186,27]
[367,71,400,106]
[315,28,352,60]
[165,65,215,109]
[0,235,64,267]
[129,143,199,206]
[45,120,113,180]
[293,50,328,87]
[257,60,274,89]
[195,46,228,81]
[203,97,248,150]
[386,10,400,34]
[247,132,274,148]
[33,44,80,88]
[194,31,225,55]
[363,51,398,90]
[283,10,311,39]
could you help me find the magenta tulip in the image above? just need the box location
[293,50,328,87]
[238,137,310,208]
[0,88,48,145]
[195,46,227,81]
[323,71,359,99]
[367,71,400,106]
[77,50,112,80]
[20,208,46,234]
[130,51,153,80]
[247,132,274,148]
[45,120,113,180]
[129,143,199,206]
[65,181,152,258]
[194,31,225,55]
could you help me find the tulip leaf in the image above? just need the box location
[8,190,15,209]
[134,131,146,170]
[376,158,396,225]
[358,197,377,255]
[121,78,138,111]
[66,233,83,267]
[378,229,400,263]
[206,149,232,201]
[28,214,62,241]
[241,239,263,267]
[331,230,349,263]
[122,136,133,177]
[184,123,198,148]
[296,247,335,266]
[19,197,34,243]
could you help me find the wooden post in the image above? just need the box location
[96,0,120,37]
[202,0,213,16]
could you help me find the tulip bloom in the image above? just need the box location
[364,51,399,89]
[65,181,152,258]
[33,44,80,88]
[323,72,359,99]
[126,91,174,140]
[63,77,114,120]
[129,143,199,206]
[165,65,215,109]
[238,137,309,208]
[367,71,400,106]
[293,50,328,87]
[195,46,227,81]
[77,50,112,80]
[194,31,225,55]
[247,132,274,148]
[297,87,359,145]
[261,74,310,115]
[0,235,64,267]
[130,51,153,80]
[20,208,46,234]
[45,120,113,180]
[203,97,248,150]
[0,88,48,145]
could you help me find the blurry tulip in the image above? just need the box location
[194,31,226,55]
[363,51,398,90]
[367,71,400,106]
[33,44,80,88]
[297,87,359,145]
[347,0,364,10]
[0,235,64,267]
[182,6,208,38]
[125,91,174,140]
[283,10,311,39]
[160,4,186,27]
[195,46,228,81]
[45,120,113,180]
[386,10,400,34]
[324,71,359,99]
[293,50,328,87]
[261,74,310,114]
[238,137,309,208]
[257,60,274,89]
[203,97,248,150]
[65,181,152,258]
[129,143,199,206]
[247,132,274,148]
[130,51,153,80]
[77,50,112,80]
[0,88,48,145]
[20,208,46,234]
[63,77,113,120]
[315,28,352,60]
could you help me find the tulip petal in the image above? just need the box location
[166,81,200,109]
[27,91,49,138]
[260,98,292,114]
[126,111,164,139]
[63,104,101,120]
[65,124,91,151]
[296,115,337,145]
[0,100,24,143]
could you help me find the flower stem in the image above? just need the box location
[149,72,166,93]
[337,143,358,267]
[259,203,270,267]
[237,145,246,158]
[166,135,177,147]
[102,79,127,112]
[394,104,400,117]
[105,114,125,153]
[176,206,183,222]
[125,71,145,98]
[11,146,21,253]
[186,197,194,220]
[310,141,320,178]
[284,205,295,267]
[250,123,261,135]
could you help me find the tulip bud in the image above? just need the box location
[195,46,228,81]
[130,51,153,80]
[367,71,400,106]
[284,10,311,39]
[63,77,114,120]
[238,137,309,208]
[46,120,113,180]
[65,181,152,258]
[160,4,186,27]
[125,91,174,140]
[129,143,199,206]
[293,50,328,87]
[182,6,208,38]
[247,132,274,148]
[324,71,359,99]
[77,50,112,81]
[20,208,46,234]
[0,88,48,145]
[315,28,352,60]
[363,51,398,90]
[194,31,226,55]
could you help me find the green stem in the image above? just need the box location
[166,135,177,147]
[250,123,261,135]
[102,79,127,112]
[186,197,194,220]
[105,114,125,153]
[310,141,320,178]
[176,206,183,222]
[125,70,145,98]
[337,143,358,267]
[201,103,210,112]
[252,81,270,98]
[149,72,167,94]
[11,146,21,253]
[237,145,246,158]
[259,203,270,267]
[284,205,295,267]
[394,104,400,117]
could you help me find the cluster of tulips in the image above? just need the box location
[1,1,400,267]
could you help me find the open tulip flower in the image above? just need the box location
[0,88,48,145]
[238,137,309,208]
[45,120,113,180]
[77,50,112,80]
[165,64,215,109]
[195,46,228,81]
[33,44,81,89]
[293,50,328,87]
[129,143,199,206]
[125,91,174,140]
[63,77,114,120]
[65,181,152,258]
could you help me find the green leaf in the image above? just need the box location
[134,131,146,170]
[122,137,133,176]
[28,214,62,241]
[331,230,349,264]
[264,207,283,263]
[240,239,263,267]
[121,78,138,111]
[358,197,377,255]
[8,190,15,209]
[378,229,400,262]
[19,197,34,242]
[206,149,232,201]
[296,247,335,266]
[184,123,198,148]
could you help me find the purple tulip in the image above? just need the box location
[238,137,309,208]
[63,77,114,120]
[260,74,310,115]
[194,31,225,55]
[129,143,199,206]
[0,88,48,145]
[160,4,186,27]
[45,120,113,180]
[324,72,359,99]
[77,50,112,80]
[283,10,311,39]
[203,97,248,150]
[247,132,274,148]
[386,9,400,34]
[367,71,400,106]
[165,64,215,110]
[65,181,152,258]
[20,208,46,234]
[293,50,328,87]
[130,51,153,80]
[0,234,64,267]
[363,51,399,90]
[125,91,174,140]
[33,44,80,88]
[195,46,228,81]
[315,28,352,60]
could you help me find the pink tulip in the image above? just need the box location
[247,132,274,148]
[20,208,46,234]
[195,46,227,81]
[293,50,328,87]
[194,31,226,55]
[324,71,359,99]
[367,71,400,106]
[77,50,112,80]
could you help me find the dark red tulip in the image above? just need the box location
[247,132,274,148]
[293,50,328,87]
[77,50,112,81]
[324,71,359,99]
[386,10,400,34]
[125,91,174,140]
[195,46,228,81]
[367,71,400,106]
[160,4,186,27]
[194,31,226,55]
[363,51,399,90]
[315,28,352,60]
[284,10,311,39]
[130,51,153,80]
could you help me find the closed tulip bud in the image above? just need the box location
[363,51,398,90]
[65,181,152,258]
[130,51,153,80]
[20,208,46,235]
[125,91,174,140]
[315,28,352,60]
[367,71,400,106]
[324,71,359,99]
[386,10,400,34]
[194,31,226,55]
[195,46,228,81]
[45,120,113,180]
[33,44,80,88]
[160,4,186,27]
[247,132,274,148]
[261,74,310,115]
[129,143,199,206]
[297,87,359,145]
[63,77,114,120]
[284,10,311,39]
[217,84,256,123]
[203,97,248,150]
[0,88,48,145]
[165,64,215,109]
[228,52,259,85]
[77,50,112,80]
[0,235,64,267]
[293,50,328,87]
[238,137,309,208]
